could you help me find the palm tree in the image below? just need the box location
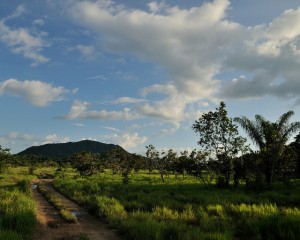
[234,111,300,187]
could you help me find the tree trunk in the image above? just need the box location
[160,173,165,183]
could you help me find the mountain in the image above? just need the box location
[18,140,123,158]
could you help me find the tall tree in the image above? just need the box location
[192,102,246,187]
[108,148,134,184]
[145,144,158,174]
[234,111,300,187]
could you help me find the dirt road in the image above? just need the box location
[32,179,121,240]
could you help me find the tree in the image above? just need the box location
[192,102,247,187]
[159,149,176,183]
[290,132,300,178]
[108,148,134,184]
[172,150,189,178]
[235,111,300,187]
[0,146,10,173]
[72,152,101,176]
[145,145,172,183]
[145,145,157,174]
[185,150,214,186]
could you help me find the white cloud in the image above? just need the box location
[0,79,69,107]
[99,126,120,132]
[66,0,300,115]
[8,131,19,139]
[33,19,45,26]
[3,4,26,21]
[65,100,140,120]
[69,44,99,60]
[113,97,147,104]
[66,0,239,120]
[108,132,148,150]
[0,131,36,153]
[222,6,300,101]
[161,122,180,136]
[43,134,70,144]
[0,5,49,66]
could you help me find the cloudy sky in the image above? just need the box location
[1,0,300,154]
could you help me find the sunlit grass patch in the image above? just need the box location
[0,178,37,240]
[53,169,300,240]
[92,196,127,225]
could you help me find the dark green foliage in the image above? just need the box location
[145,145,158,174]
[107,148,134,184]
[235,111,300,188]
[0,146,11,173]
[192,102,247,188]
[72,152,101,176]
[185,150,213,185]
[290,132,300,178]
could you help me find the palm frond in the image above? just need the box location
[277,110,294,132]
[234,116,264,148]
[281,121,300,143]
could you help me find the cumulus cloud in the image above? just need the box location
[66,0,238,120]
[64,100,140,120]
[0,5,49,66]
[0,79,69,107]
[65,0,300,118]
[107,132,148,150]
[0,131,36,153]
[42,134,70,144]
[222,6,300,101]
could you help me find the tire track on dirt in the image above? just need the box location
[32,179,121,240]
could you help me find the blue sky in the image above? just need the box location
[1,0,300,154]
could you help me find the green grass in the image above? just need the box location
[52,170,300,240]
[0,169,37,240]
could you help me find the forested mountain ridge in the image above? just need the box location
[17,140,124,158]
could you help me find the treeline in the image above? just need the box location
[68,102,300,189]
[1,102,300,190]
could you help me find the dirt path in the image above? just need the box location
[31,179,121,240]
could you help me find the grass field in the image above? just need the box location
[0,168,37,240]
[1,167,300,239]
[54,169,300,240]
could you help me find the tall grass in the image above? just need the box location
[53,171,300,240]
[0,178,37,240]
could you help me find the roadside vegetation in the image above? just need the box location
[0,168,36,240]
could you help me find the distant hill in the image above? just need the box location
[18,140,123,159]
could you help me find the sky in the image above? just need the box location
[1,0,300,154]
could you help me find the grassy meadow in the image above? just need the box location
[1,167,300,239]
[0,168,37,240]
[54,169,300,240]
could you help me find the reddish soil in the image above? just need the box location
[32,179,121,240]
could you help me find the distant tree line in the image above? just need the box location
[1,102,300,190]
